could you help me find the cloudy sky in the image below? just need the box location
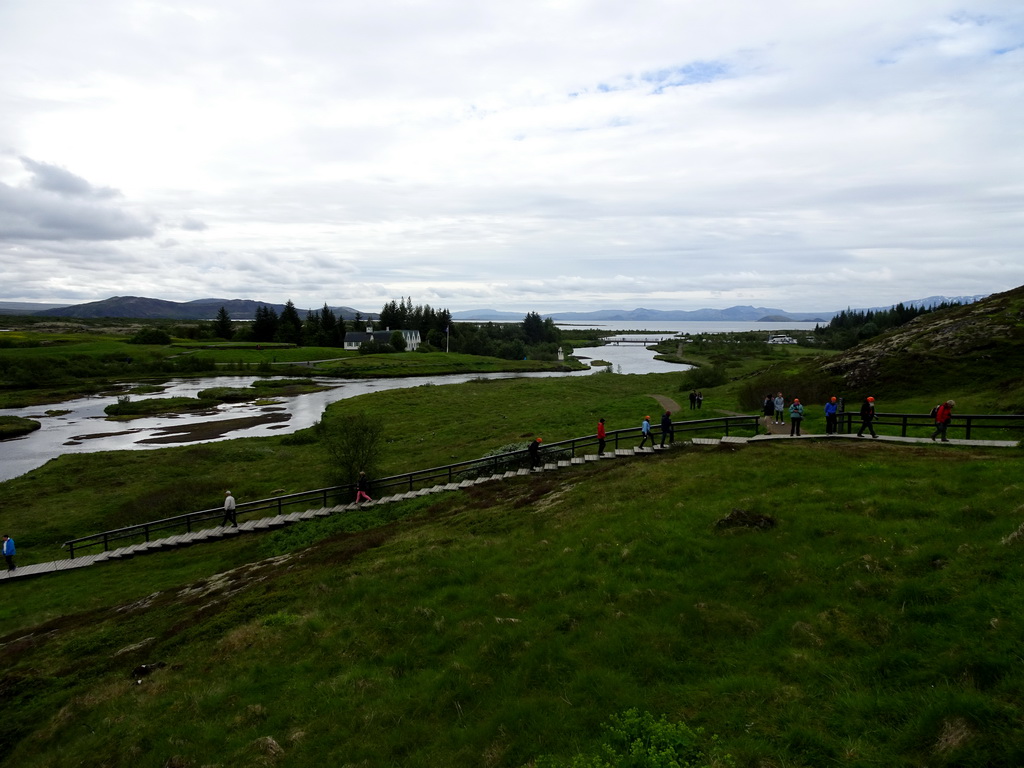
[1,1,1022,313]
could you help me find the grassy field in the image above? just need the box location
[1,439,1023,767]
[2,310,1024,766]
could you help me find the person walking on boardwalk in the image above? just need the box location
[824,396,839,435]
[355,471,373,502]
[857,396,878,438]
[597,418,607,455]
[222,491,237,528]
[931,400,956,442]
[773,392,785,425]
[660,410,674,447]
[789,398,805,436]
[639,416,655,448]
[528,437,543,469]
[2,535,15,572]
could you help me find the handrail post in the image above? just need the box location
[103,533,110,552]
[965,416,971,440]
[68,542,75,559]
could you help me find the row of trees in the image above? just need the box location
[210,299,564,361]
[214,302,353,346]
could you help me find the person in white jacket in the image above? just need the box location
[773,392,785,425]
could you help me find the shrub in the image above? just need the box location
[128,328,172,345]
[679,364,728,390]
[536,708,734,767]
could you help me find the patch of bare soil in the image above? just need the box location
[715,508,777,531]
[137,413,291,444]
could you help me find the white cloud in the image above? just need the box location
[0,0,1022,312]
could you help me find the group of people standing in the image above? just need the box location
[761,392,957,440]
[688,390,704,409]
[762,392,813,436]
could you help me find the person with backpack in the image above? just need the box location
[931,400,956,442]
[660,410,674,447]
[355,471,374,502]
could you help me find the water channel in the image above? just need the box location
[0,331,691,483]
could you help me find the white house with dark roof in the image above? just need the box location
[343,326,421,351]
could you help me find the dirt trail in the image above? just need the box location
[649,394,681,413]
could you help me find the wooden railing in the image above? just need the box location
[62,415,759,558]
[62,412,1021,558]
[837,412,1024,440]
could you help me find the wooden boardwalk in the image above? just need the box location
[2,433,1017,583]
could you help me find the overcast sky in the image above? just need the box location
[1,1,1022,313]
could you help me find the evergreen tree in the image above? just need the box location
[213,306,233,340]
[302,308,323,346]
[320,303,341,346]
[252,305,279,342]
[277,300,303,345]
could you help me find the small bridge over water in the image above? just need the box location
[602,337,677,345]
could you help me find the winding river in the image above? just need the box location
[0,334,686,482]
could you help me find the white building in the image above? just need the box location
[343,326,421,351]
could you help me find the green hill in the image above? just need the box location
[817,284,1024,407]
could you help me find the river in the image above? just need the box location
[0,322,808,482]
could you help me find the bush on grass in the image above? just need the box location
[536,708,734,768]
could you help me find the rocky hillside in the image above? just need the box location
[818,284,1024,399]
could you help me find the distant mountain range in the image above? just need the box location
[0,296,371,320]
[0,294,989,321]
[450,296,988,323]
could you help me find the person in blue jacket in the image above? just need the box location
[824,396,839,435]
[639,416,655,447]
[2,535,15,571]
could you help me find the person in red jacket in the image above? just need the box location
[931,400,956,442]
[597,418,607,455]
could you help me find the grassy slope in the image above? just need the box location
[818,284,1024,411]
[2,442,1023,767]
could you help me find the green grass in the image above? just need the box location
[0,415,41,438]
[2,441,1023,767]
